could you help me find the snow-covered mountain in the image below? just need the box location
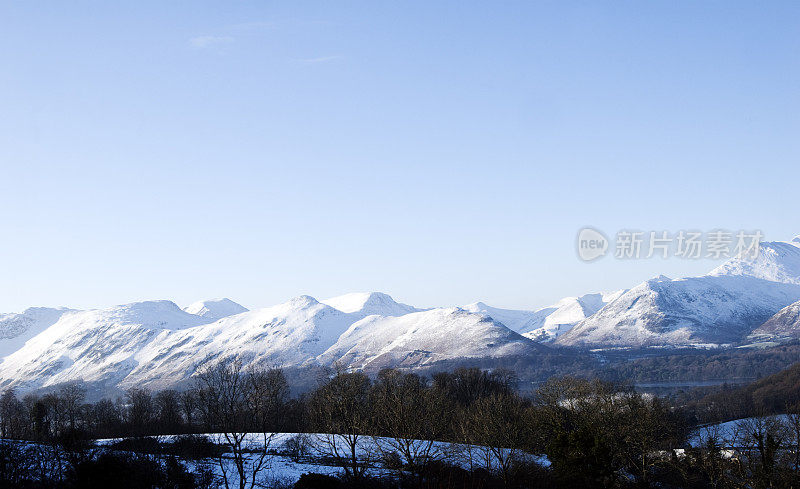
[463,291,625,343]
[528,292,625,342]
[708,236,800,285]
[183,298,248,321]
[322,292,421,317]
[0,292,536,393]
[0,296,362,392]
[752,299,800,339]
[0,301,215,392]
[461,302,544,333]
[557,239,800,348]
[318,308,544,371]
[5,234,800,394]
[123,295,359,390]
[0,307,73,358]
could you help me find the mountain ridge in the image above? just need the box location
[4,236,800,394]
[557,239,800,348]
[0,293,543,393]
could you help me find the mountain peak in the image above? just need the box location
[286,295,321,309]
[321,292,418,317]
[319,306,543,371]
[84,300,210,330]
[708,239,800,285]
[19,306,73,317]
[113,300,183,314]
[183,298,248,321]
[465,301,490,310]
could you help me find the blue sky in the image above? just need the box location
[1,1,799,312]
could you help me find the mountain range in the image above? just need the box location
[557,237,800,347]
[2,236,800,395]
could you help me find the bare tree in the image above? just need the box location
[89,399,121,436]
[688,423,731,488]
[733,415,789,487]
[786,403,800,474]
[369,369,450,479]
[22,394,49,441]
[617,393,688,485]
[308,370,374,481]
[432,367,515,407]
[0,390,27,440]
[41,393,62,437]
[457,393,529,487]
[246,367,289,433]
[57,383,86,433]
[197,360,274,489]
[154,390,182,433]
[180,390,198,429]
[125,388,154,435]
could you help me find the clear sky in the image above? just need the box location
[1,1,799,312]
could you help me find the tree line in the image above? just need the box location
[0,363,799,488]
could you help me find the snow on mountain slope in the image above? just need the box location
[0,301,215,391]
[525,291,626,342]
[183,298,248,321]
[322,292,420,316]
[752,299,800,338]
[557,275,800,347]
[9,237,800,392]
[0,307,74,358]
[461,302,542,333]
[709,239,800,285]
[120,296,361,390]
[0,293,439,392]
[318,308,545,371]
[557,238,800,348]
[463,290,626,343]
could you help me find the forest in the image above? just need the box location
[0,362,799,488]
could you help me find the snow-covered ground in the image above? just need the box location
[689,415,794,448]
[95,432,549,484]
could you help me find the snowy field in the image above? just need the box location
[689,415,794,448]
[95,432,550,485]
